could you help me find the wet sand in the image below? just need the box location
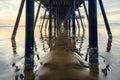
[0,26,120,80]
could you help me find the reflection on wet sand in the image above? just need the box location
[24,62,34,80]
[37,29,99,80]
[100,38,112,76]
[11,39,17,54]
[79,31,85,53]
[11,39,35,80]
[40,33,47,52]
[106,38,112,52]
[10,28,99,80]
[13,63,35,80]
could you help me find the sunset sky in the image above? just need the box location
[0,0,120,26]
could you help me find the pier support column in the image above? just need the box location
[78,9,85,32]
[54,6,57,34]
[40,9,47,32]
[72,0,76,36]
[68,14,71,33]
[68,7,71,34]
[45,19,48,30]
[34,3,41,29]
[83,1,89,21]
[76,18,80,30]
[89,0,98,63]
[24,63,34,80]
[11,0,25,39]
[25,0,34,63]
[57,17,60,32]
[49,0,52,38]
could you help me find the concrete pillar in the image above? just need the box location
[25,0,34,63]
[34,3,41,29]
[24,63,34,80]
[54,7,57,34]
[72,0,76,36]
[78,9,85,32]
[49,0,52,37]
[40,9,47,32]
[89,0,98,63]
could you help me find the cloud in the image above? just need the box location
[0,0,20,16]
[0,0,22,26]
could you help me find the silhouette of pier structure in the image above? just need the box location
[11,0,112,65]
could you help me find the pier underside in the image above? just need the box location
[35,0,83,19]
[36,0,83,8]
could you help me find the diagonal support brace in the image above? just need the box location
[98,0,112,39]
[11,0,25,39]
[34,3,41,30]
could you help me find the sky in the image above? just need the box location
[0,0,120,26]
[0,0,45,26]
[0,0,22,26]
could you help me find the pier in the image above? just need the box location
[10,0,113,79]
